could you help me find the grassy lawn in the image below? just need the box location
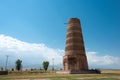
[0,70,120,80]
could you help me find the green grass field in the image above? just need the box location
[0,70,120,80]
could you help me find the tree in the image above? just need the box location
[42,61,49,72]
[0,67,3,71]
[15,59,22,71]
[11,68,14,71]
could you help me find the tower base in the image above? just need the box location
[56,70,101,74]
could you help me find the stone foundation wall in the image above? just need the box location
[0,71,8,75]
[56,70,101,74]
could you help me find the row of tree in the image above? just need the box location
[15,59,49,71]
[0,59,49,71]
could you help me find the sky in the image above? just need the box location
[0,0,120,69]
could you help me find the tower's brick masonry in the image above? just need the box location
[63,18,88,72]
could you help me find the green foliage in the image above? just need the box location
[60,68,62,70]
[15,59,22,71]
[11,68,14,71]
[0,67,3,71]
[42,61,49,71]
[31,68,33,71]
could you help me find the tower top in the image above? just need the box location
[68,18,80,24]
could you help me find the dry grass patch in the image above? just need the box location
[0,70,120,80]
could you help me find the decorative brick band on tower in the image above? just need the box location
[63,18,88,72]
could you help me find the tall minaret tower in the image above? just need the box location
[63,18,88,73]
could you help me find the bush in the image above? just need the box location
[11,68,14,71]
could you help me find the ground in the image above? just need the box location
[0,70,120,80]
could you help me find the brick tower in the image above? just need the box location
[63,18,88,73]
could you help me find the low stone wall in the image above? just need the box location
[56,70,101,74]
[70,70,101,74]
[0,71,8,75]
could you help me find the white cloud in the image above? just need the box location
[0,34,119,69]
[0,34,64,69]
[87,52,120,69]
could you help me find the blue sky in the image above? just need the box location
[0,0,120,69]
